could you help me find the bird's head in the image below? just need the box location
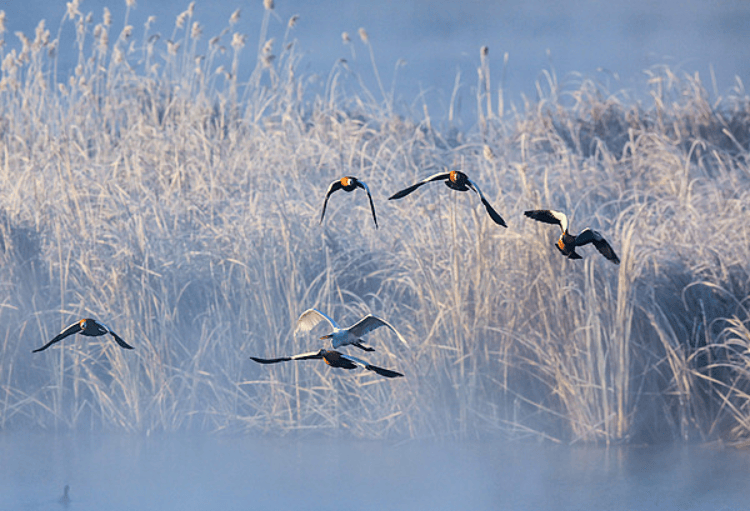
[79,319,88,329]
[341,177,354,187]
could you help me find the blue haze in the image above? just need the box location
[3,0,750,122]
[1,1,750,510]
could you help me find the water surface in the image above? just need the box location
[2,433,749,510]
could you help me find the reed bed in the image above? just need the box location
[0,3,749,444]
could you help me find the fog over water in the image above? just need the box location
[2,1,750,509]
[3,433,750,511]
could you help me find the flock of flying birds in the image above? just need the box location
[32,170,619,380]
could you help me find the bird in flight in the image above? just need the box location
[250,349,404,378]
[320,176,378,227]
[32,318,134,353]
[294,308,409,352]
[389,170,507,227]
[524,209,620,264]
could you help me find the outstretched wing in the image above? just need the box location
[465,178,507,227]
[348,315,409,348]
[356,180,378,228]
[295,309,338,334]
[94,320,135,350]
[575,229,620,264]
[32,321,83,353]
[339,353,404,378]
[524,210,568,233]
[108,330,135,350]
[250,350,324,364]
[319,180,344,224]
[388,172,451,200]
[93,319,133,350]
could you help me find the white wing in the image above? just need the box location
[348,315,410,347]
[295,308,339,334]
[548,210,568,233]
[289,349,326,361]
[465,177,486,201]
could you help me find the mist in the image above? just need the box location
[3,433,750,510]
[1,0,750,508]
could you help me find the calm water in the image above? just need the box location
[2,433,749,511]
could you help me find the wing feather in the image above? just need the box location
[357,180,378,228]
[32,321,83,353]
[109,331,135,349]
[94,320,134,350]
[295,309,338,334]
[250,350,324,364]
[348,315,409,347]
[524,210,568,233]
[388,172,450,200]
[576,229,620,264]
[319,180,344,224]
[466,178,507,227]
[339,353,404,378]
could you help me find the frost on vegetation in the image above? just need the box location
[0,3,749,445]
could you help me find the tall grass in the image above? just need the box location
[0,3,749,444]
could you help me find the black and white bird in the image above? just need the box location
[524,209,620,264]
[295,308,408,352]
[389,170,507,227]
[320,176,378,227]
[32,318,134,353]
[250,349,404,378]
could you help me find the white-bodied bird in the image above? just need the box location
[294,308,408,352]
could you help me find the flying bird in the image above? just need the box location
[524,209,620,264]
[320,176,378,227]
[32,318,134,353]
[295,308,409,352]
[250,349,404,378]
[389,170,507,227]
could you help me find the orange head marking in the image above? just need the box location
[449,170,459,183]
[79,319,88,329]
[557,237,566,251]
[341,177,353,187]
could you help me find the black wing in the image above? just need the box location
[388,172,450,200]
[356,180,378,228]
[365,364,404,378]
[465,179,507,227]
[524,210,568,233]
[32,322,83,353]
[319,180,344,224]
[109,331,135,350]
[341,353,404,378]
[249,356,293,364]
[480,198,507,227]
[250,350,324,365]
[576,229,620,264]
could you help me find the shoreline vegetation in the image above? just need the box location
[1,2,749,445]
